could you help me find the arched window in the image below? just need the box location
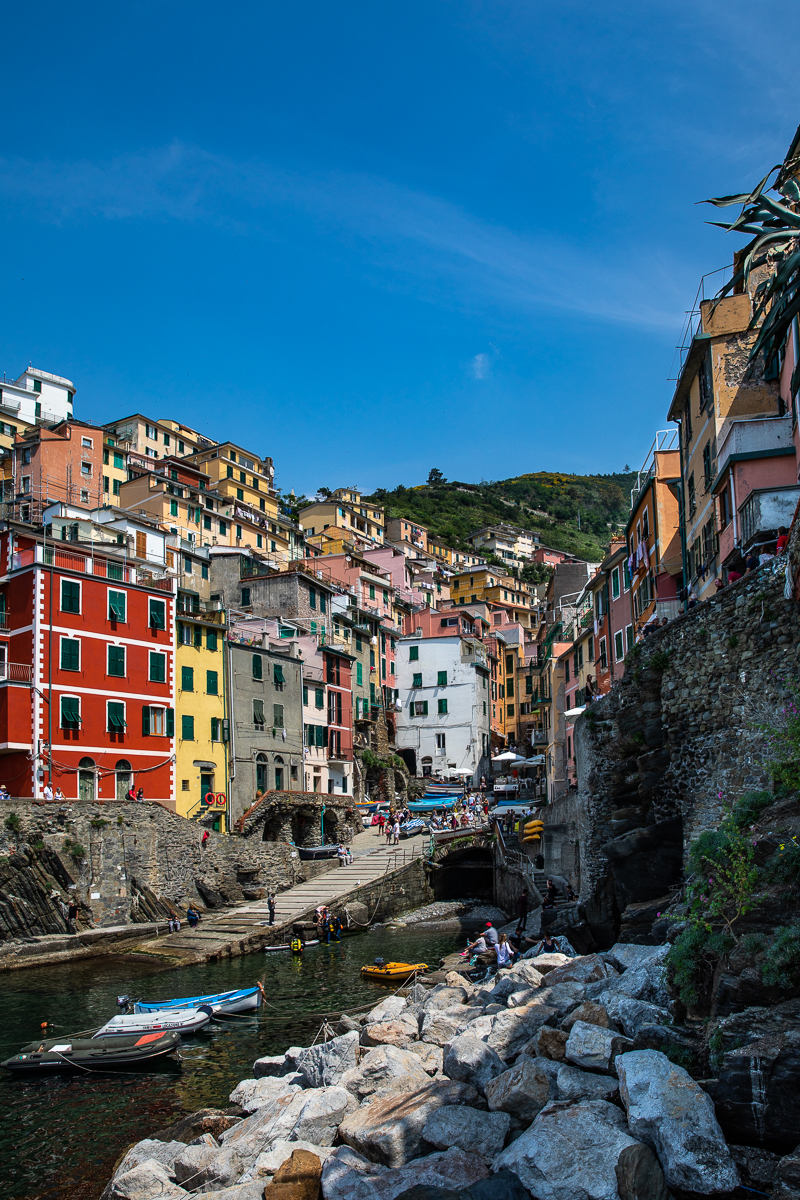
[256,753,267,794]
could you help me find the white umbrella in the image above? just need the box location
[450,769,473,776]
[520,755,545,765]
[563,706,585,720]
[491,751,525,763]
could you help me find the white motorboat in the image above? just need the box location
[93,1006,213,1038]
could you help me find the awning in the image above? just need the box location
[563,706,586,720]
[274,664,285,683]
[492,751,526,763]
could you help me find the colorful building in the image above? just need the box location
[626,433,682,631]
[299,488,385,550]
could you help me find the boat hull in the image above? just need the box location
[297,844,339,860]
[360,961,428,984]
[2,1031,181,1073]
[135,986,261,1015]
[265,939,320,952]
[94,1007,212,1037]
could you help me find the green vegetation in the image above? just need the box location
[649,649,671,672]
[3,812,21,836]
[363,469,637,563]
[358,747,407,772]
[761,922,800,990]
[756,680,800,792]
[62,837,85,860]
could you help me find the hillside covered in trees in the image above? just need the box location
[366,469,637,564]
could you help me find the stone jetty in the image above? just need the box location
[99,940,789,1200]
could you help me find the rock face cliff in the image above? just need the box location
[568,557,798,947]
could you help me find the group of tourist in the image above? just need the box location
[314,905,343,943]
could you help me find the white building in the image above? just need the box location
[0,367,75,426]
[395,634,491,783]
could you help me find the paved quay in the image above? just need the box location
[129,829,428,965]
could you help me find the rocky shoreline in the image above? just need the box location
[98,939,800,1200]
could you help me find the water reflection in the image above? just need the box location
[0,926,456,1200]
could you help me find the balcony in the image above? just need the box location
[740,486,800,550]
[715,415,795,481]
[0,662,32,683]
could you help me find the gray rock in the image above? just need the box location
[556,1064,619,1104]
[408,1042,443,1075]
[484,1058,551,1123]
[443,1034,507,1095]
[486,1003,559,1061]
[529,1026,568,1061]
[361,1017,420,1047]
[229,1076,301,1113]
[340,1044,430,1101]
[220,1086,354,1169]
[611,999,672,1041]
[173,1143,242,1190]
[295,1031,360,1087]
[616,1049,740,1194]
[338,1077,481,1167]
[728,1144,780,1191]
[776,1146,800,1199]
[420,1010,473,1048]
[108,1160,188,1200]
[292,1085,357,1145]
[423,1106,511,1159]
[197,1184,265,1200]
[364,996,409,1025]
[104,1140,187,1188]
[493,1099,667,1200]
[565,1021,634,1074]
[336,1014,361,1035]
[322,1145,489,1200]
[544,954,614,987]
[253,1053,291,1079]
[245,1138,334,1180]
[588,948,670,1010]
[560,1002,616,1034]
[422,985,473,1012]
[491,966,544,1004]
[526,952,570,974]
[603,943,666,973]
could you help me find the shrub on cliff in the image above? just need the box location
[762,922,800,990]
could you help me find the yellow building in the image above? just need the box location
[104,413,217,461]
[102,433,128,505]
[450,567,533,626]
[174,545,229,825]
[299,488,385,549]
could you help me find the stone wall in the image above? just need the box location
[0,797,341,937]
[560,556,799,945]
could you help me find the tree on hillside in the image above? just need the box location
[316,487,332,500]
[427,468,446,485]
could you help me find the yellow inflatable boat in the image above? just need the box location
[360,958,428,983]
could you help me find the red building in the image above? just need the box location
[0,525,175,803]
[323,645,354,794]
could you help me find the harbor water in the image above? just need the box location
[0,925,458,1200]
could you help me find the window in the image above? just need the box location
[598,637,608,670]
[436,732,446,749]
[112,479,121,497]
[204,515,212,530]
[81,461,92,477]
[626,624,634,651]
[506,677,514,697]
[61,579,80,614]
[412,701,428,716]
[149,651,166,682]
[107,701,126,732]
[61,696,81,729]
[107,645,126,676]
[315,687,324,709]
[103,475,109,492]
[409,645,419,661]
[319,592,326,614]
[273,703,284,727]
[698,347,713,411]
[163,432,170,447]
[253,699,265,728]
[236,525,242,540]
[236,488,244,501]
[309,586,317,610]
[206,629,217,651]
[241,587,251,606]
[239,470,246,483]
[108,590,126,622]
[252,654,263,680]
[687,473,696,516]
[227,464,234,478]
[273,663,284,689]
[611,568,620,600]
[623,560,631,591]
[369,584,375,600]
[437,698,448,714]
[210,717,220,741]
[256,534,262,549]
[507,704,515,717]
[614,630,624,662]
[683,399,693,448]
[703,441,713,488]
[60,637,80,671]
[356,661,363,686]
[437,670,447,686]
[412,672,422,688]
[181,714,194,740]
[565,659,570,682]
[149,598,166,629]
[181,666,194,691]
[218,521,227,535]
[206,670,218,695]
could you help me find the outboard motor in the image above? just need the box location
[373,958,385,967]
[116,995,131,1013]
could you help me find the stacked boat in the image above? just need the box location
[1,985,263,1074]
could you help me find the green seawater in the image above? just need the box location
[0,925,459,1200]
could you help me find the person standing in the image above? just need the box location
[377,811,386,837]
[67,897,79,934]
[267,892,276,926]
[517,888,529,931]
[392,819,400,845]
[201,829,210,848]
[43,782,53,802]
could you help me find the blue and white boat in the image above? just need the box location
[134,985,262,1015]
[408,797,458,812]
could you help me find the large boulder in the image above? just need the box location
[107,1160,188,1200]
[529,1026,568,1062]
[173,1143,242,1191]
[486,1003,559,1061]
[587,947,670,1011]
[262,1147,323,1200]
[423,1106,511,1159]
[361,1017,419,1048]
[526,953,570,975]
[490,965,544,1004]
[560,1002,615,1034]
[484,1059,551,1123]
[292,1086,358,1146]
[493,1099,667,1200]
[544,955,614,988]
[148,1109,242,1145]
[230,1076,302,1113]
[296,1032,360,1087]
[246,1139,334,1181]
[322,1145,489,1200]
[338,1078,481,1167]
[616,1049,740,1194]
[364,996,408,1024]
[419,986,472,1012]
[103,1140,187,1191]
[611,998,671,1041]
[603,943,667,974]
[565,1022,633,1074]
[340,1045,430,1101]
[443,1034,507,1095]
[556,1064,619,1104]
[407,1042,443,1075]
[775,1146,800,1200]
[221,1087,356,1169]
[713,999,800,1152]
[420,1009,480,1048]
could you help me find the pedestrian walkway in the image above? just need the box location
[133,830,428,965]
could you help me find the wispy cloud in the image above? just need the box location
[471,352,490,380]
[0,142,690,332]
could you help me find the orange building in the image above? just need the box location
[626,434,683,630]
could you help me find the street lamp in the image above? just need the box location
[321,802,326,846]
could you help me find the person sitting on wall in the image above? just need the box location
[776,526,789,555]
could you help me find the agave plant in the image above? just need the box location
[704,156,800,376]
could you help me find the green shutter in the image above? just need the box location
[206,629,217,651]
[166,707,175,737]
[438,698,448,714]
[206,670,218,695]
[409,645,419,661]
[148,599,166,629]
[422,701,429,716]
[109,590,126,621]
[437,671,447,686]
[61,580,80,613]
[356,662,363,686]
[108,645,125,676]
[61,696,81,728]
[211,717,219,741]
[108,702,126,730]
[149,652,166,682]
[60,638,79,671]
[181,666,194,691]
[315,687,324,708]
[181,714,194,740]
[274,664,285,684]
[253,699,265,725]
[194,625,202,648]
[142,705,151,736]
[303,685,308,705]
[273,703,284,727]
[252,654,263,680]
[316,724,326,748]
[319,593,326,614]
[413,672,422,688]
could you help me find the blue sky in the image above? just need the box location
[1,1,798,495]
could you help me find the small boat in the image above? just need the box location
[2,1030,180,1074]
[297,844,339,861]
[134,985,262,1015]
[409,797,458,812]
[94,1007,213,1037]
[399,818,428,838]
[265,939,320,952]
[361,958,428,983]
